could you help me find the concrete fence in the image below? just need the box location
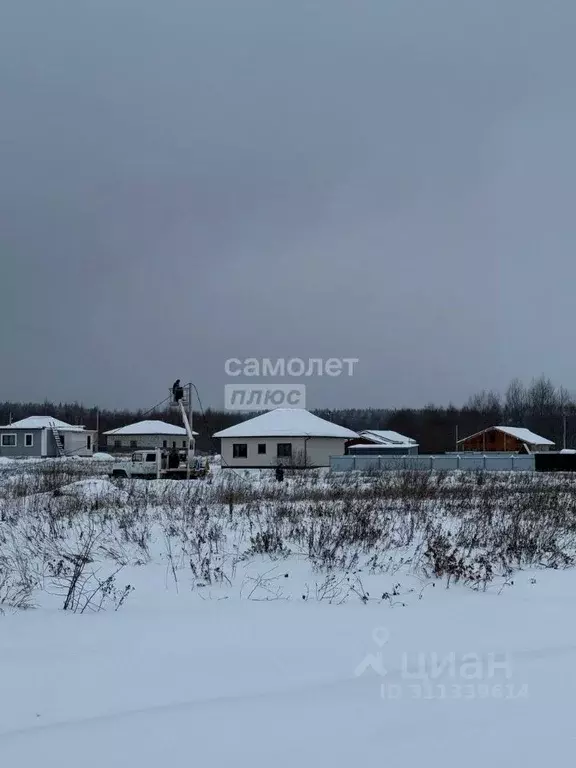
[330,454,535,473]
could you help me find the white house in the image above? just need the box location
[0,416,97,458]
[213,408,358,468]
[103,420,198,451]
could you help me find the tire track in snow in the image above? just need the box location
[2,642,576,742]
[0,672,367,741]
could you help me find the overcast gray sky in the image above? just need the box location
[2,0,576,411]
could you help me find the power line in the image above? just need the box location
[187,380,255,485]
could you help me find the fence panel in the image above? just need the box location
[511,455,535,471]
[429,456,458,471]
[330,454,536,472]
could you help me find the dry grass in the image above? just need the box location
[2,464,576,610]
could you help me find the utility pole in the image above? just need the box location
[187,382,195,480]
[96,408,100,452]
[188,382,193,447]
[563,413,567,450]
[455,424,458,452]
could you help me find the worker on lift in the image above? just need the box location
[172,379,184,403]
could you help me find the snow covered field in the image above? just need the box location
[1,460,576,766]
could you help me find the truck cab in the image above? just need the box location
[111,449,164,479]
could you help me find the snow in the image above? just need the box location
[2,463,576,766]
[214,408,358,438]
[494,426,555,445]
[359,429,418,446]
[1,566,576,766]
[0,416,87,432]
[103,420,197,436]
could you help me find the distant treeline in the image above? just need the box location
[2,377,575,453]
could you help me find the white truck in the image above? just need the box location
[111,448,209,480]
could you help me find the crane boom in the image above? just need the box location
[178,397,195,479]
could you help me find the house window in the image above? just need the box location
[277,443,292,458]
[183,440,187,448]
[172,441,177,449]
[163,440,168,449]
[59,434,65,449]
[25,433,34,448]
[86,435,92,450]
[114,440,121,449]
[233,443,248,458]
[130,440,137,449]
[258,443,266,455]
[1,434,17,447]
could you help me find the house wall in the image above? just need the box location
[459,430,523,452]
[346,437,418,454]
[0,428,43,457]
[57,431,97,457]
[347,445,418,456]
[219,436,348,468]
[106,434,189,451]
[45,431,60,457]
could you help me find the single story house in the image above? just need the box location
[103,420,198,451]
[213,408,358,468]
[0,416,97,458]
[457,426,554,453]
[346,429,419,456]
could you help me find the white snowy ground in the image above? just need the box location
[2,562,576,766]
[2,462,576,766]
